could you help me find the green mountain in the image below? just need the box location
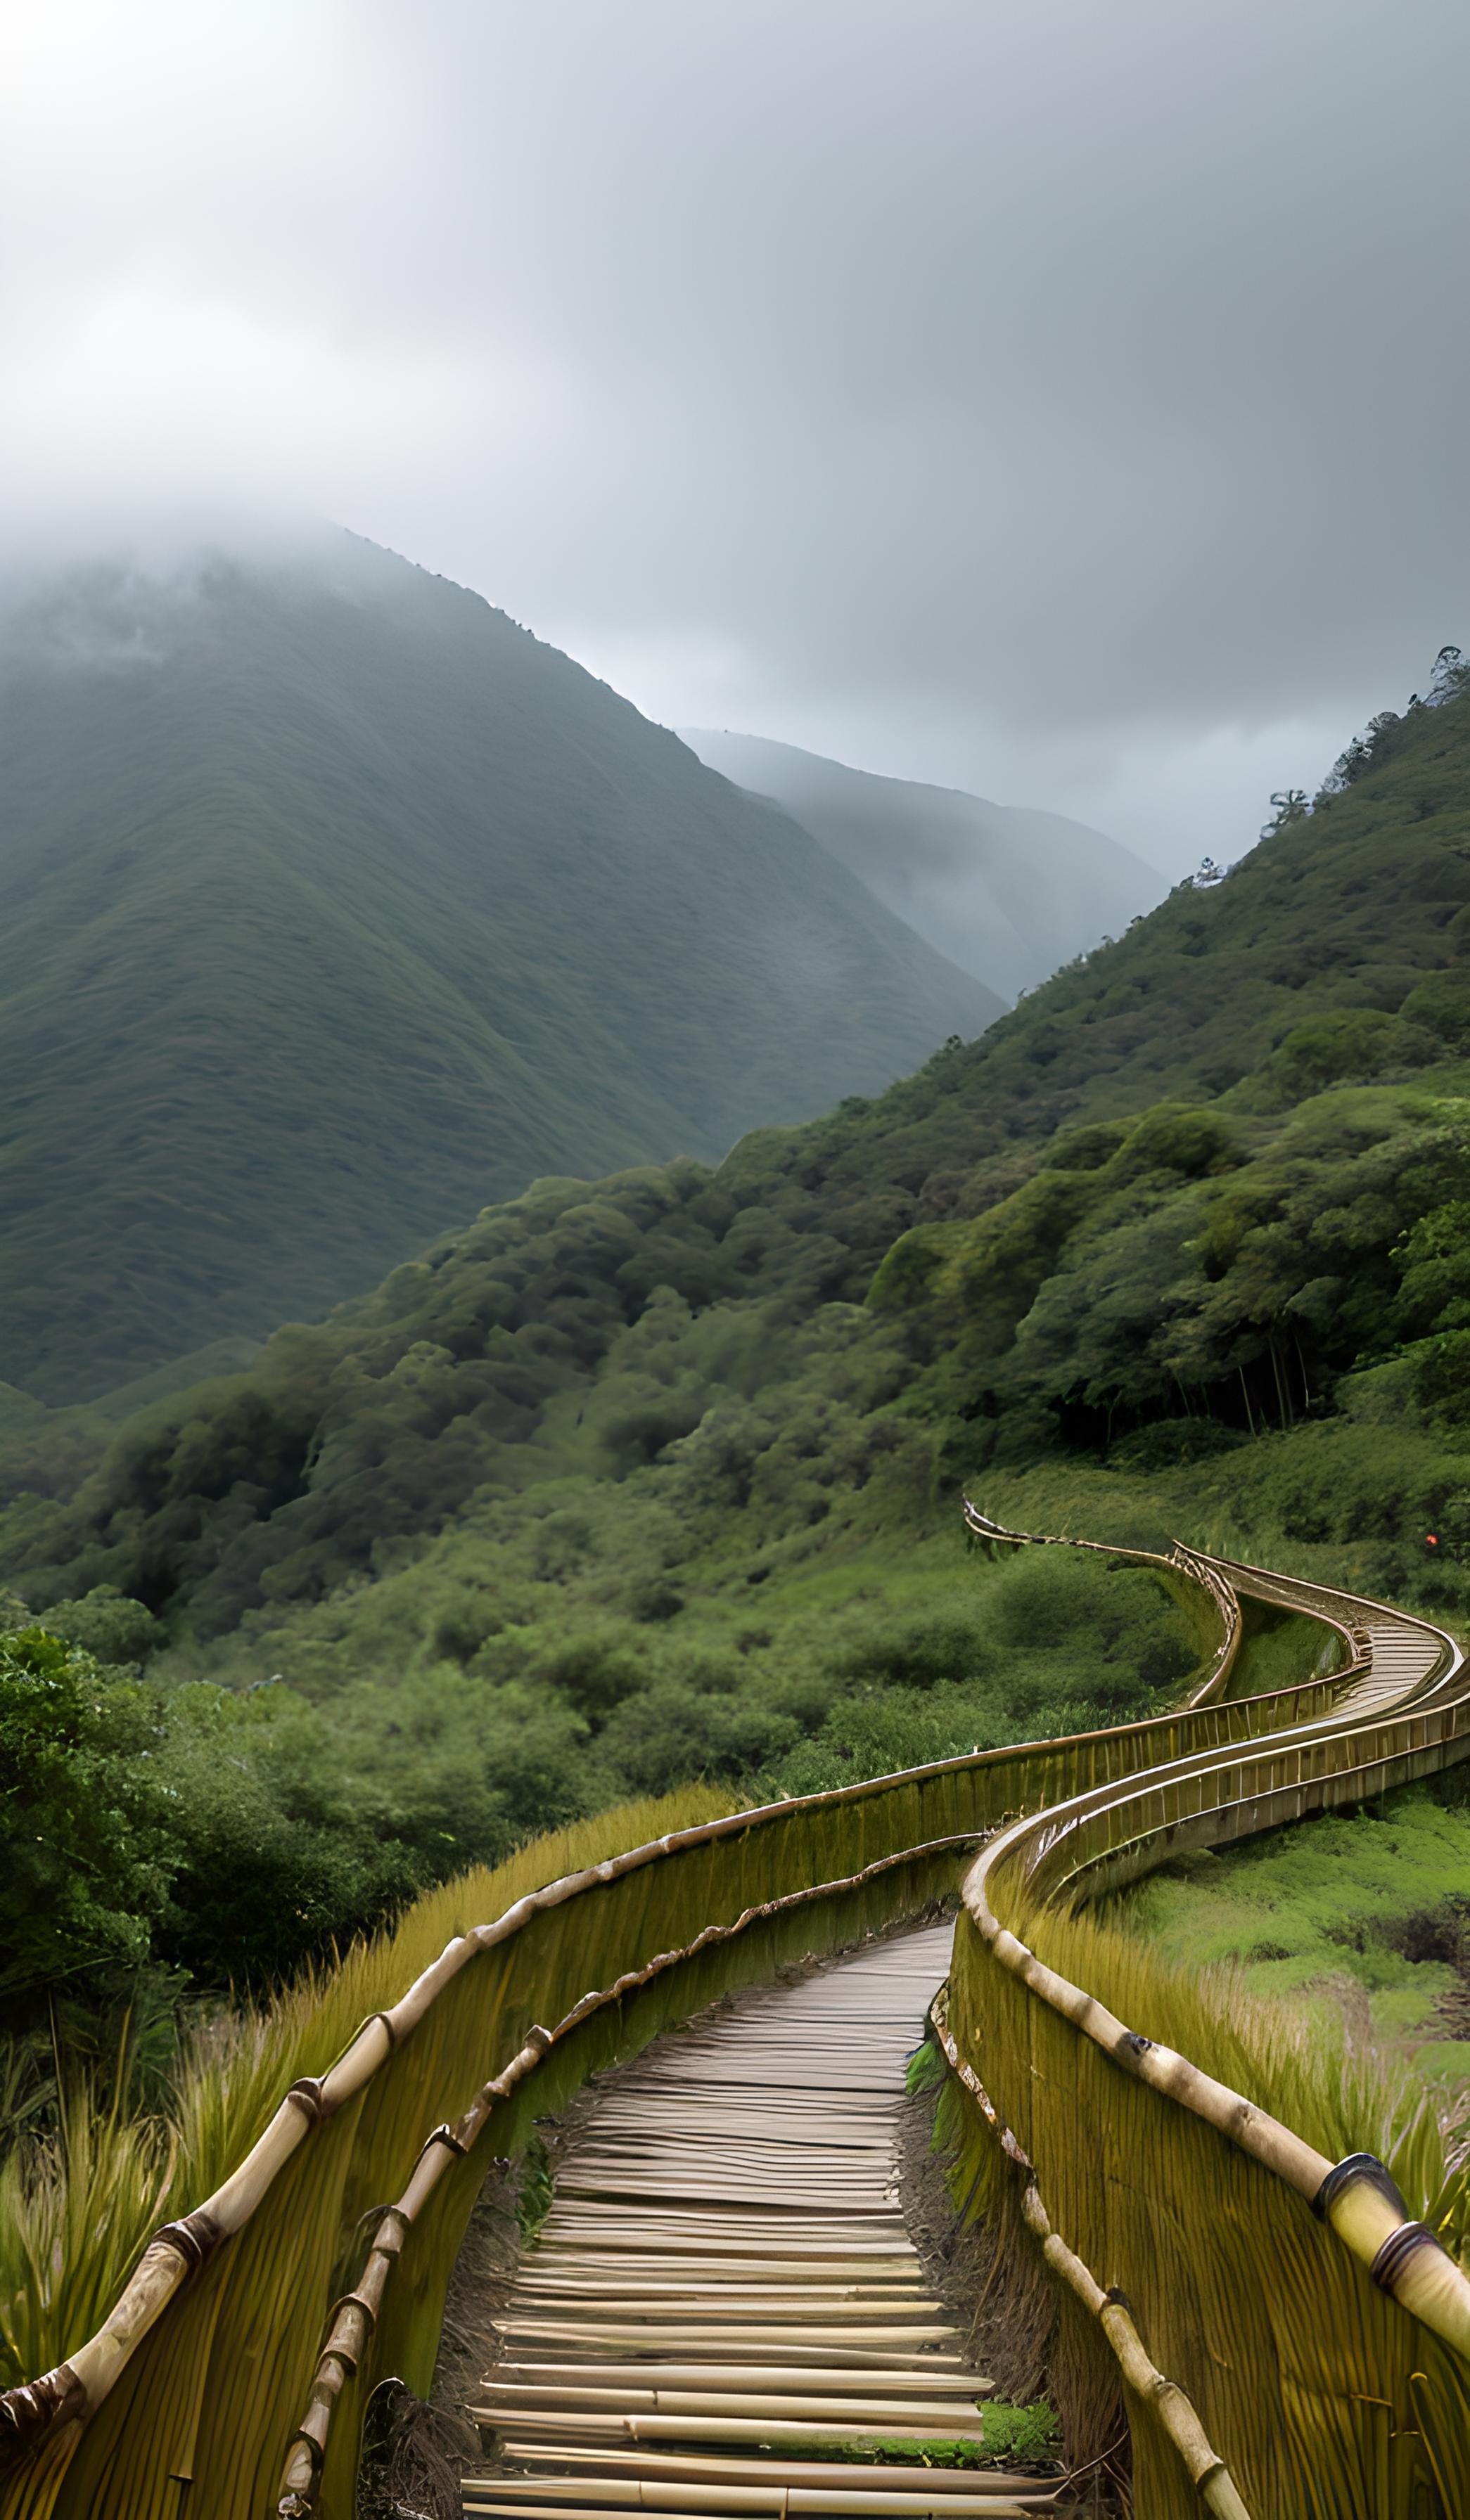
[679,727,1164,999]
[0,533,998,1406]
[6,653,1470,1995]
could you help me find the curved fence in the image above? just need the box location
[1,1515,1466,2518]
[950,1511,1470,2516]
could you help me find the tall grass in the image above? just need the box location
[948,1894,1470,2516]
[1023,1898,1470,2256]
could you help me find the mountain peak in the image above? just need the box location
[1,539,996,1403]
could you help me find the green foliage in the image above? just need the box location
[515,2132,556,2246]
[969,2400,1061,2464]
[0,1628,172,2017]
[0,1523,1208,2034]
[1394,1200,1470,1335]
[146,1685,425,1987]
[1402,972,1470,1046]
[9,653,1470,2033]
[0,1598,613,2030]
[1104,1775,1470,2078]
[833,2402,1059,2467]
[905,2031,946,2096]
[39,1587,162,1667]
[1245,1009,1438,1107]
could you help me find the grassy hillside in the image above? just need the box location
[682,726,1164,999]
[1100,1773,1470,2090]
[0,532,996,1406]
[5,653,1470,2041]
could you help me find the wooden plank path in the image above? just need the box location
[464,1924,1065,2519]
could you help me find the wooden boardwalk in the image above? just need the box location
[462,1924,1063,2517]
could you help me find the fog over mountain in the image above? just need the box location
[683,731,1164,1002]
[0,531,995,1406]
[6,5,1470,873]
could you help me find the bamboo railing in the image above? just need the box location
[926,1981,1249,2519]
[1,1515,1466,2517]
[951,1507,1470,2516]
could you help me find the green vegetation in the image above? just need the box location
[1019,1877,1470,2252]
[1,1541,1203,2055]
[1,1613,440,2015]
[1099,1773,1470,2087]
[0,532,993,1406]
[7,650,1470,2129]
[833,2401,1059,2467]
[515,2132,556,2246]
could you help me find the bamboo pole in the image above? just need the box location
[466,2490,1056,2516]
[492,2445,1051,2495]
[928,1986,1251,2516]
[484,2366,993,2398]
[473,2388,988,2423]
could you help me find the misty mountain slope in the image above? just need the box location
[681,728,1164,1000]
[0,534,997,1405]
[10,660,1470,1683]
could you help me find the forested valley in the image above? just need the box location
[8,650,1470,2100]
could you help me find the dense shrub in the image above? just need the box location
[0,1629,172,2020]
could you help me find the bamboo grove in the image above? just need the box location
[2,1513,1469,2517]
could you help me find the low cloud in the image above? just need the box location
[5,0,1465,873]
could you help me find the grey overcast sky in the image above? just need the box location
[5,0,1469,875]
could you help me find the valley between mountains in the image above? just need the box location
[5,618,1470,2079]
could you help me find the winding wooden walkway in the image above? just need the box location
[463,1925,1064,2518]
[1215,1552,1452,1721]
[11,1521,1467,2518]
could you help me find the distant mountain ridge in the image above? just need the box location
[0,533,997,1405]
[680,728,1164,1001]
